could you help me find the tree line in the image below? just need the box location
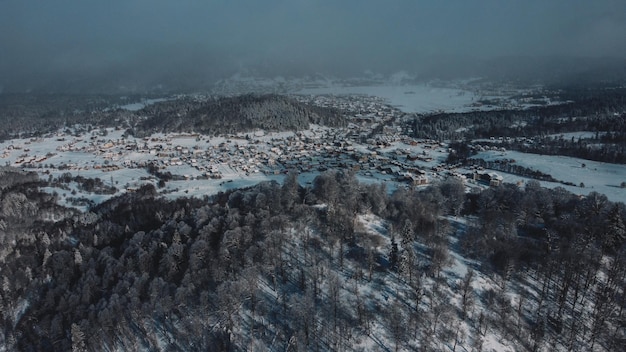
[409,88,626,164]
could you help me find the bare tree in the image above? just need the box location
[440,177,466,217]
[327,272,341,331]
[386,300,407,352]
[71,323,86,352]
[460,269,475,319]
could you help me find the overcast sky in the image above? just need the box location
[1,0,625,92]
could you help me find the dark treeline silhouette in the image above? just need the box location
[0,169,624,350]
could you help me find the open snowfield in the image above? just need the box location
[473,150,626,203]
[163,174,282,199]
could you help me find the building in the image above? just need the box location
[474,171,503,187]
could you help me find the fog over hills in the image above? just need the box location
[1,0,625,93]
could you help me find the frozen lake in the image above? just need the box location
[297,84,478,113]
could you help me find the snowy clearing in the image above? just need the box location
[473,150,626,203]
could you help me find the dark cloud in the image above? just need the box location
[1,0,625,92]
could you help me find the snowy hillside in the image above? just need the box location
[1,170,624,351]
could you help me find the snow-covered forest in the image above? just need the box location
[1,167,624,351]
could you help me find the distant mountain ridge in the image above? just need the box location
[134,94,346,136]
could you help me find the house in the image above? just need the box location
[400,173,428,186]
[474,171,503,187]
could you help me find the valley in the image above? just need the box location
[0,78,625,351]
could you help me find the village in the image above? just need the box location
[0,93,509,206]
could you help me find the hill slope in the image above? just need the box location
[134,94,346,136]
[1,170,625,351]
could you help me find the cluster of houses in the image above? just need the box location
[1,93,510,192]
[97,129,436,185]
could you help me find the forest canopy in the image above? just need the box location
[0,168,624,350]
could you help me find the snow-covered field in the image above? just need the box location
[472,150,626,203]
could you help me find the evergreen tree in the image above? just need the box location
[389,236,399,271]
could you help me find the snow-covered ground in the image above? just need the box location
[471,150,626,203]
[296,81,563,114]
[327,213,520,351]
[4,125,626,211]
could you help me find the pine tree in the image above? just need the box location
[460,269,475,319]
[389,236,399,271]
